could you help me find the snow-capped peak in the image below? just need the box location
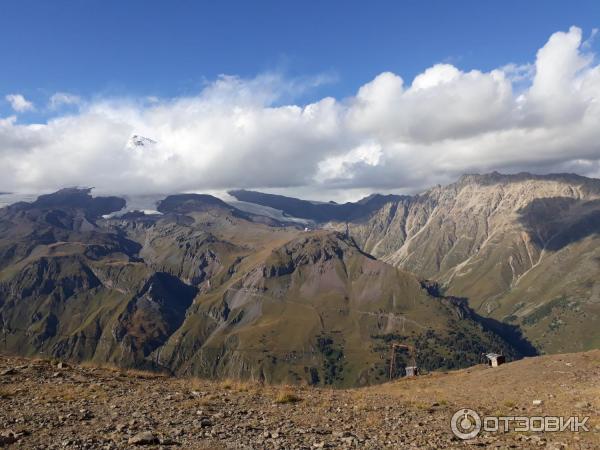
[126,134,157,150]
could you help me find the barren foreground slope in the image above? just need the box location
[0,351,598,449]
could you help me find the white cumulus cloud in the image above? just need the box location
[1,27,600,201]
[5,94,34,112]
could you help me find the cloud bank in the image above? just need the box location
[1,26,600,200]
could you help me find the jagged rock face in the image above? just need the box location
[333,173,600,353]
[0,190,527,386]
[114,272,197,357]
[122,220,242,289]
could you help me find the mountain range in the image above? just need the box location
[230,172,600,354]
[1,172,598,385]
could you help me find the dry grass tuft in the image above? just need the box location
[219,378,260,393]
[119,368,167,379]
[80,361,121,372]
[79,361,166,379]
[274,388,302,404]
[219,379,234,390]
[186,377,263,395]
[0,386,16,399]
[363,412,381,428]
[350,390,371,411]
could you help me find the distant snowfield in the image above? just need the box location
[109,194,166,217]
[0,191,166,216]
[0,192,38,208]
[218,192,311,225]
[0,190,310,225]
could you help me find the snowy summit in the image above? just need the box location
[126,134,157,150]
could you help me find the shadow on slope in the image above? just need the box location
[470,313,539,357]
[517,197,600,251]
[421,281,538,357]
[115,272,198,357]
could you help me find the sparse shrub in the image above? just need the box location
[522,297,569,325]
[199,397,215,406]
[121,368,167,379]
[364,413,380,428]
[0,387,16,399]
[274,389,302,404]
[218,378,259,393]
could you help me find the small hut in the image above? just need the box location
[405,365,418,377]
[485,353,505,367]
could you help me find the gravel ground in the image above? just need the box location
[0,353,598,449]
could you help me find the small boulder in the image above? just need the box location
[128,431,159,445]
[574,401,591,409]
[200,419,213,428]
[0,430,18,446]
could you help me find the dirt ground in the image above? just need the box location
[0,351,598,449]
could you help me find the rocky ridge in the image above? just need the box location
[319,173,600,353]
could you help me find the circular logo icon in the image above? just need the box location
[451,408,481,439]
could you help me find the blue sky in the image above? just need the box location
[2,1,600,200]
[2,0,599,114]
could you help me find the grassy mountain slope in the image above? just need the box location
[0,189,527,386]
[326,173,600,353]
